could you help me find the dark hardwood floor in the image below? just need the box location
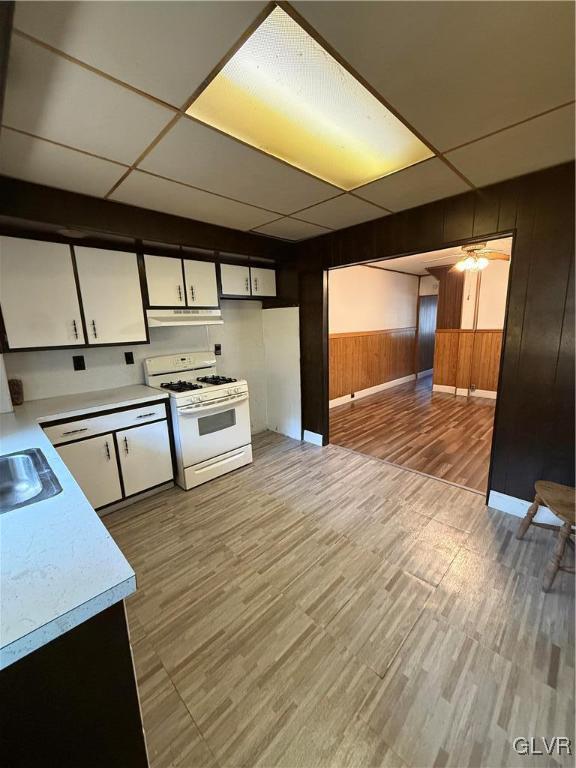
[329,375,496,493]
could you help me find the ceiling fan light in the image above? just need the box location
[477,256,489,270]
[455,259,468,272]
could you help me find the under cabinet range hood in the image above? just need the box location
[146,309,223,327]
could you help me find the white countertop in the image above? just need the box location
[0,385,169,670]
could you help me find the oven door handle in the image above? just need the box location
[178,393,248,414]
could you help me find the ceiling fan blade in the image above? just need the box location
[482,251,510,261]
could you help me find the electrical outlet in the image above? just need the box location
[73,355,86,371]
[125,351,134,365]
[214,344,222,356]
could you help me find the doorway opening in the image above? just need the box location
[327,236,513,494]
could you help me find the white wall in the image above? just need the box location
[460,261,510,330]
[419,275,439,296]
[3,300,268,432]
[207,301,267,433]
[477,261,509,329]
[329,266,418,333]
[263,308,301,440]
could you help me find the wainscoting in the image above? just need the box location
[433,330,503,395]
[329,327,416,400]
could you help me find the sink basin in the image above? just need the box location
[0,449,63,514]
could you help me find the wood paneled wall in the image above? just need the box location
[427,266,464,329]
[329,327,416,399]
[433,330,502,392]
[296,162,575,501]
[417,295,437,372]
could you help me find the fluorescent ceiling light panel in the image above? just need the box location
[186,7,433,190]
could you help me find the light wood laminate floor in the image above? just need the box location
[106,432,574,768]
[330,375,496,493]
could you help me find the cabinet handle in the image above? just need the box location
[105,441,111,460]
[91,320,98,339]
[123,436,129,455]
[177,285,182,301]
[190,285,195,302]
[245,277,250,293]
[136,412,156,419]
[62,427,88,436]
[72,319,79,339]
[254,277,259,292]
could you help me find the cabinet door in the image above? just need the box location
[144,254,185,307]
[0,236,85,348]
[57,434,122,510]
[183,260,219,307]
[117,420,173,497]
[251,268,277,297]
[75,247,147,345]
[220,264,251,296]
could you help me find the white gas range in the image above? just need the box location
[144,352,252,489]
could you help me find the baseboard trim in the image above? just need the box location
[455,387,468,397]
[417,368,433,378]
[432,383,456,394]
[488,490,562,526]
[470,389,497,400]
[303,430,324,446]
[329,374,416,408]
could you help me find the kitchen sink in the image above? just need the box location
[0,449,63,514]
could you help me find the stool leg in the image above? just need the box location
[516,495,541,540]
[543,520,571,592]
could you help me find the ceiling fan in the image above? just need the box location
[454,242,510,272]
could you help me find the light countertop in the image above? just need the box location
[0,385,168,670]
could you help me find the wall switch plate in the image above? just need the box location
[73,355,86,371]
[125,351,134,365]
[214,344,222,356]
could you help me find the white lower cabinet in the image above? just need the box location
[117,420,173,497]
[56,434,122,510]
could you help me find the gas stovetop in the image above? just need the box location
[160,381,203,393]
[197,375,237,386]
[144,352,247,400]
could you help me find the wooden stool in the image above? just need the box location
[516,480,575,592]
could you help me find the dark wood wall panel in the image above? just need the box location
[296,162,575,502]
[0,176,288,259]
[300,269,328,442]
[417,295,437,372]
[329,327,416,399]
[427,266,464,330]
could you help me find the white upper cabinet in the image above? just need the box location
[220,264,251,296]
[0,236,85,349]
[75,247,147,344]
[183,259,219,307]
[251,267,277,297]
[144,254,185,307]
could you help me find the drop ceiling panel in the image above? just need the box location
[140,117,338,214]
[293,1,575,150]
[13,1,268,107]
[355,158,469,212]
[445,105,576,188]
[253,218,331,241]
[110,171,279,231]
[295,194,386,229]
[0,129,127,197]
[3,36,175,164]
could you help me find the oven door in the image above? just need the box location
[177,394,251,467]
